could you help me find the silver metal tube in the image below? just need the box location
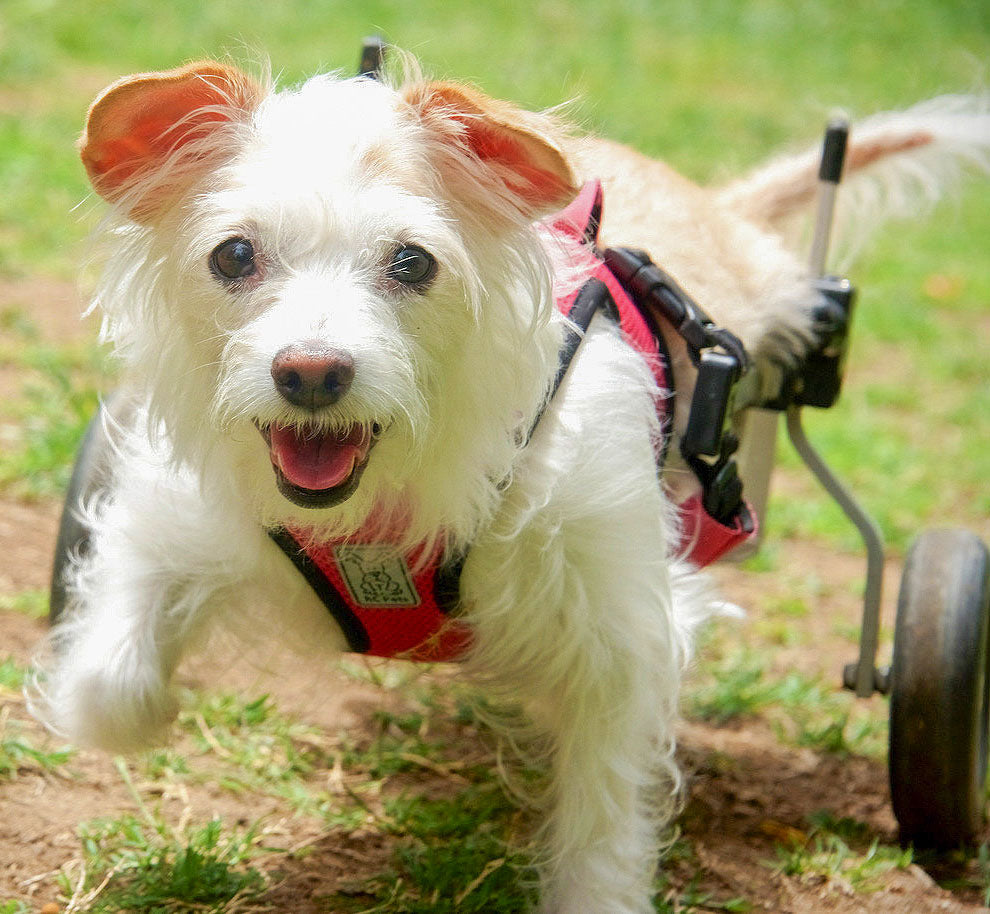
[809,182,838,278]
[731,409,780,559]
[809,117,849,278]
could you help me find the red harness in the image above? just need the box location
[269,182,756,661]
[552,181,670,395]
[269,526,469,662]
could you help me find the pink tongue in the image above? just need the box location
[269,424,367,491]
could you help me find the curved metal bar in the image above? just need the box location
[785,406,887,697]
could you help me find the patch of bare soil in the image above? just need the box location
[0,498,61,595]
[676,720,974,913]
[1,497,989,912]
[0,277,93,343]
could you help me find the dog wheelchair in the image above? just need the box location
[48,38,990,850]
[681,118,990,849]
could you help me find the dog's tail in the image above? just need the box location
[716,94,990,264]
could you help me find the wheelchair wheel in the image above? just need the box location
[888,528,990,847]
[49,397,121,626]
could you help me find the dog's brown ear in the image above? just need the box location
[80,61,262,222]
[403,81,577,219]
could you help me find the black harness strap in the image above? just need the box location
[267,526,371,653]
[525,277,617,445]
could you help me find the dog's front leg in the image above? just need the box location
[537,633,679,914]
[35,452,258,753]
[468,491,685,914]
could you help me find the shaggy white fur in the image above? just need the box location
[30,57,990,913]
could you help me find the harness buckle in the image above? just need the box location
[683,430,755,532]
[602,247,749,368]
[603,246,755,528]
[682,350,743,459]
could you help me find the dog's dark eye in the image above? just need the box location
[387,245,437,287]
[210,237,256,281]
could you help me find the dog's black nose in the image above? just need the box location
[271,345,355,409]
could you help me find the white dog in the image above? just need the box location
[32,56,989,913]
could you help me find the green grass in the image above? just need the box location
[771,811,913,893]
[685,637,887,758]
[174,687,495,827]
[773,832,911,892]
[68,812,268,913]
[0,589,49,619]
[339,707,470,782]
[0,732,74,779]
[0,656,27,691]
[0,308,113,498]
[0,669,880,912]
[766,190,990,551]
[340,787,535,914]
[0,656,77,778]
[140,685,757,912]
[655,885,751,914]
[0,902,31,914]
[177,691,340,811]
[1,0,988,272]
[132,688,540,913]
[53,757,272,912]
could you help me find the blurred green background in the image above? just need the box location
[1,0,988,549]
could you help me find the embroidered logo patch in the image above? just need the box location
[333,544,420,607]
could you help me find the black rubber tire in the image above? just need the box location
[48,398,119,626]
[889,528,990,847]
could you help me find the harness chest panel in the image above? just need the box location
[269,525,471,661]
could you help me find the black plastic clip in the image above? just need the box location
[681,353,752,526]
[683,431,754,531]
[682,350,743,459]
[792,276,856,409]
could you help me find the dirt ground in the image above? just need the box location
[1,285,989,912]
[3,504,989,913]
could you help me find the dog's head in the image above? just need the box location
[81,60,577,540]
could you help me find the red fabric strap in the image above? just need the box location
[553,181,669,396]
[675,494,758,566]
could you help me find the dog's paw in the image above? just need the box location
[807,293,849,354]
[29,656,179,753]
[746,285,848,405]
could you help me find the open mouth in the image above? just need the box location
[258,421,378,509]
